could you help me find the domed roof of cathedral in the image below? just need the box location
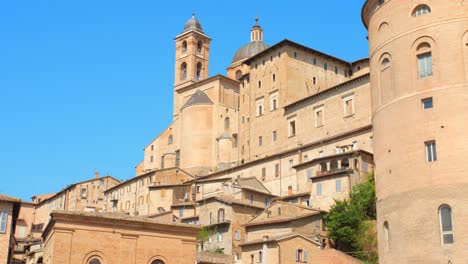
[183,13,204,33]
[232,41,269,63]
[231,17,269,63]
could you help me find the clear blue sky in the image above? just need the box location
[0,0,368,201]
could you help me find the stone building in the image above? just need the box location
[0,194,21,264]
[42,211,199,264]
[362,0,468,263]
[31,174,120,235]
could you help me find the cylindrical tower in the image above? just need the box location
[180,89,214,175]
[363,1,468,263]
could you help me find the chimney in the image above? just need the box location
[95,171,100,179]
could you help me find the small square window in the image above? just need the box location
[422,97,433,109]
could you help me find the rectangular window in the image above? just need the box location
[258,136,263,146]
[258,81,262,88]
[425,141,437,162]
[249,194,254,204]
[319,151,324,158]
[313,58,317,65]
[422,97,433,109]
[418,52,433,79]
[324,63,328,71]
[235,230,241,241]
[307,169,313,182]
[217,232,223,242]
[289,159,294,168]
[179,208,184,217]
[272,131,277,142]
[315,109,324,127]
[262,167,266,181]
[289,120,296,137]
[0,211,7,234]
[335,66,338,74]
[316,183,322,196]
[293,52,298,58]
[344,97,355,116]
[303,155,308,161]
[256,99,264,117]
[196,186,201,193]
[295,249,306,262]
[272,99,277,110]
[336,179,342,192]
[81,188,87,198]
[275,164,280,177]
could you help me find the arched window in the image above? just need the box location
[235,70,243,80]
[381,58,391,70]
[412,5,431,17]
[380,54,393,104]
[182,41,187,54]
[341,158,350,169]
[416,43,433,79]
[224,117,230,130]
[168,135,173,145]
[151,260,165,264]
[439,205,454,245]
[196,63,202,80]
[181,63,187,80]
[89,259,101,264]
[197,41,203,53]
[217,208,225,223]
[383,221,390,252]
[320,162,327,173]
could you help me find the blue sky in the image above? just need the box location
[0,0,368,201]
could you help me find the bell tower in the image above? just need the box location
[173,12,211,119]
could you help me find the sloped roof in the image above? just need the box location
[231,177,273,196]
[0,194,21,203]
[197,252,232,264]
[239,232,320,246]
[181,89,213,110]
[197,194,265,210]
[245,201,324,227]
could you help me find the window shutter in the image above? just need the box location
[0,212,7,233]
[304,250,308,262]
[295,249,299,261]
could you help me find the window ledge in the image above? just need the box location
[344,114,355,118]
[315,125,324,128]
[289,135,296,138]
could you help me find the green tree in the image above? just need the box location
[196,227,212,251]
[324,172,377,263]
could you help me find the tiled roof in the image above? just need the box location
[232,177,272,196]
[239,232,320,246]
[245,201,324,227]
[0,194,21,203]
[197,252,232,264]
[197,194,265,210]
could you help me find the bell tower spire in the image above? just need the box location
[172,13,211,119]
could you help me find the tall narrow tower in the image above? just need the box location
[173,13,211,119]
[363,1,468,263]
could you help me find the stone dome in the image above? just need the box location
[183,16,204,33]
[232,41,269,63]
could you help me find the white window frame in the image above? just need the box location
[336,179,342,192]
[418,52,433,79]
[425,140,437,162]
[256,98,264,117]
[316,183,322,196]
[439,205,454,245]
[0,211,8,234]
[269,91,279,111]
